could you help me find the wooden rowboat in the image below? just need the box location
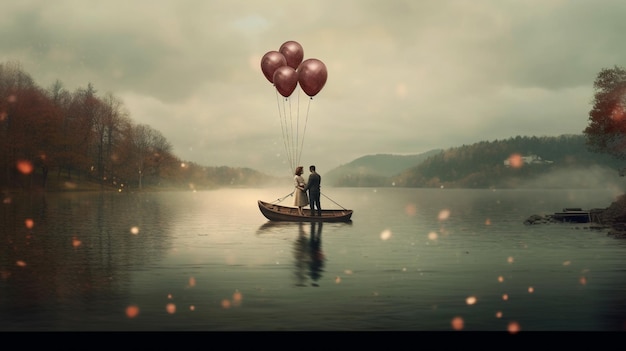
[257,200,353,222]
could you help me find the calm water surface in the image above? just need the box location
[1,187,626,331]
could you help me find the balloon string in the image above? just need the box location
[297,97,311,167]
[295,89,300,168]
[276,90,293,175]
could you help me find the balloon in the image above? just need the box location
[297,59,327,97]
[273,66,299,97]
[279,41,304,69]
[261,51,287,83]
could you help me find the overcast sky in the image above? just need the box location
[2,0,625,176]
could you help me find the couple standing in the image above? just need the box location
[294,165,321,216]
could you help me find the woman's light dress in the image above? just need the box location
[294,175,309,207]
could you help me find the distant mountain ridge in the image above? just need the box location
[325,149,442,186]
[323,134,625,188]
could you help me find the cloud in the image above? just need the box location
[1,0,625,176]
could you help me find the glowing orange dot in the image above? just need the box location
[16,160,33,175]
[221,299,232,309]
[508,153,523,168]
[16,260,27,267]
[484,218,491,225]
[507,256,514,264]
[167,293,173,299]
[188,277,196,288]
[466,296,477,305]
[24,219,34,229]
[495,311,503,318]
[189,305,195,311]
[126,305,140,318]
[166,303,176,314]
[233,290,243,306]
[130,226,139,235]
[579,276,587,285]
[497,276,504,283]
[528,286,534,293]
[451,316,464,330]
[72,237,82,248]
[502,293,509,301]
[335,276,342,284]
[508,321,521,334]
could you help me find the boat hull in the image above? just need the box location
[258,200,353,222]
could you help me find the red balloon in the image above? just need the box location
[261,51,286,83]
[279,41,304,70]
[273,66,299,97]
[297,59,327,97]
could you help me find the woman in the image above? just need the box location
[294,166,309,216]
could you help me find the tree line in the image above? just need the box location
[0,61,270,191]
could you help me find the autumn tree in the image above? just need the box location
[583,65,626,160]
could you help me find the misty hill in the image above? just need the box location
[325,149,443,187]
[323,134,626,189]
[391,134,624,189]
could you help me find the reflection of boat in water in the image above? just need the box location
[258,200,353,223]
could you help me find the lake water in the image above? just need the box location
[1,187,626,332]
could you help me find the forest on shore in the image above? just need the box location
[0,61,275,192]
[3,61,625,192]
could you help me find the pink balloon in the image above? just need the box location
[297,59,327,97]
[279,41,304,69]
[261,51,287,83]
[273,66,299,97]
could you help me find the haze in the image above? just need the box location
[1,0,625,176]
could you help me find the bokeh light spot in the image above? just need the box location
[16,260,27,267]
[380,229,392,240]
[498,276,504,283]
[221,299,232,309]
[125,305,140,318]
[24,218,34,229]
[335,276,342,284]
[496,311,503,318]
[508,321,521,333]
[451,316,464,330]
[507,256,514,264]
[16,160,33,175]
[438,209,450,221]
[233,290,243,307]
[72,237,82,248]
[528,286,534,293]
[188,277,196,288]
[507,153,523,168]
[428,231,438,241]
[166,303,176,314]
[130,226,140,235]
[502,293,509,301]
[466,296,477,305]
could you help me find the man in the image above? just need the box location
[304,165,322,216]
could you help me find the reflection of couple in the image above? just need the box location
[294,165,321,216]
[293,222,324,287]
